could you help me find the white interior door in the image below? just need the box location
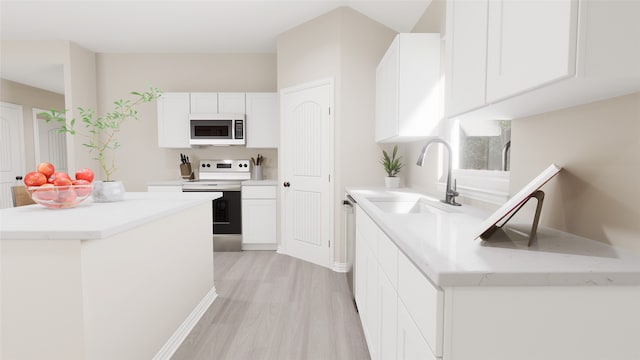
[280,79,334,269]
[33,108,68,173]
[1,102,26,208]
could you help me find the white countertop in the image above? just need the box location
[242,179,277,186]
[347,187,640,287]
[0,192,221,240]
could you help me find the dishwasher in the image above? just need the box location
[343,194,357,304]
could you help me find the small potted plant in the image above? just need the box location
[380,144,403,188]
[39,86,162,202]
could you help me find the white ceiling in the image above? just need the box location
[0,0,431,94]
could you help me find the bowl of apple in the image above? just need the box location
[24,162,95,209]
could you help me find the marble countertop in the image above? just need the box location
[242,179,277,186]
[347,187,640,287]
[0,192,220,241]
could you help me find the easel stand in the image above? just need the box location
[479,190,545,247]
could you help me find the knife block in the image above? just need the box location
[180,163,194,180]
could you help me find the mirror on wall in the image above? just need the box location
[457,119,511,171]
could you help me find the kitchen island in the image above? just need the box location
[347,187,640,360]
[0,192,220,360]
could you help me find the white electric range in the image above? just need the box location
[182,159,250,242]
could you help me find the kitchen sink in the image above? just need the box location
[367,195,459,214]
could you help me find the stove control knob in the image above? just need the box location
[201,164,206,168]
[206,164,211,167]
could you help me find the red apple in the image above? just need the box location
[75,168,94,183]
[31,183,57,201]
[52,172,71,181]
[24,172,47,187]
[72,179,92,197]
[53,176,72,191]
[36,162,55,178]
[56,190,77,204]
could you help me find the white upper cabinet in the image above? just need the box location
[446,0,640,121]
[218,92,246,113]
[190,92,245,114]
[245,92,278,149]
[157,92,191,149]
[486,0,578,103]
[445,0,488,116]
[376,33,443,143]
[189,92,219,113]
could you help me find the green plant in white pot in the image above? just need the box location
[39,86,163,202]
[380,144,403,188]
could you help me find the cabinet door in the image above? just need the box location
[246,93,278,148]
[355,226,367,315]
[486,0,578,102]
[190,92,218,113]
[379,268,398,360]
[445,0,489,116]
[242,199,276,245]
[365,246,380,359]
[375,36,399,143]
[218,92,246,113]
[397,301,436,360]
[157,92,191,148]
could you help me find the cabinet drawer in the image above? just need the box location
[397,251,443,357]
[378,232,398,289]
[241,186,276,199]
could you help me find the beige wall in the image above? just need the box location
[95,53,277,191]
[511,92,640,252]
[0,79,65,172]
[277,7,396,264]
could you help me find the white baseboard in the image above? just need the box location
[277,245,285,254]
[333,262,349,273]
[242,243,278,251]
[152,286,218,360]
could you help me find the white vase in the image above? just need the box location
[385,176,400,188]
[92,180,125,202]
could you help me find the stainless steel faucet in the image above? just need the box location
[416,138,461,206]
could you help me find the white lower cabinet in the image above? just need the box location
[355,205,439,360]
[397,299,437,360]
[241,185,276,250]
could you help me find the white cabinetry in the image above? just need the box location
[218,92,246,113]
[157,92,191,149]
[245,92,278,148]
[241,184,276,250]
[189,93,219,113]
[190,92,246,114]
[446,0,640,121]
[355,205,441,360]
[444,0,488,116]
[485,0,578,103]
[375,33,442,143]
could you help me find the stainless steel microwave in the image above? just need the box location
[189,114,245,146]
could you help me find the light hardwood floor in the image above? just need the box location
[172,251,370,360]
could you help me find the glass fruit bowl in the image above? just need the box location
[27,184,93,209]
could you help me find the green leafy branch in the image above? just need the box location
[380,144,403,177]
[39,86,163,181]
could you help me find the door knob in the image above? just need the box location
[283,181,290,188]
